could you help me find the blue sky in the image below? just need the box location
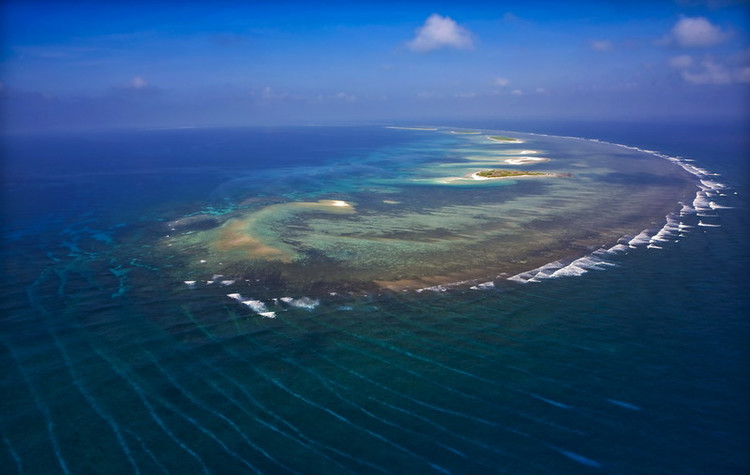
[1,1,748,131]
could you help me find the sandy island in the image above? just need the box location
[487,135,524,144]
[469,169,560,181]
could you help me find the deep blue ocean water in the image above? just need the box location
[1,121,748,473]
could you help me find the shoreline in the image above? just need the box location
[487,135,524,144]
[468,170,557,181]
[386,126,438,131]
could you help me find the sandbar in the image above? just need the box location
[215,219,292,261]
[208,199,356,263]
[386,126,438,131]
[503,156,550,165]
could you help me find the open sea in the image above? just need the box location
[1,120,748,473]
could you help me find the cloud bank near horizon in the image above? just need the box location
[1,3,748,131]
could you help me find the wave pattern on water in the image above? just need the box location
[507,137,733,284]
[2,126,746,473]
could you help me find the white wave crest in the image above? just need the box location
[508,252,617,284]
[280,296,320,310]
[649,214,681,245]
[499,130,733,286]
[227,293,276,318]
[628,230,652,248]
[698,221,721,227]
[470,281,495,290]
[416,278,479,292]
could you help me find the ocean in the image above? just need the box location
[1,121,748,473]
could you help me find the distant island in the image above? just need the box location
[470,169,570,180]
[386,126,439,131]
[450,130,481,134]
[475,169,547,178]
[488,135,524,143]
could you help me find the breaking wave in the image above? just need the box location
[506,136,732,285]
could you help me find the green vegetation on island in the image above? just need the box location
[474,169,573,179]
[488,136,519,142]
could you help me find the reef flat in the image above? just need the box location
[157,127,699,294]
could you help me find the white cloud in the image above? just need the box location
[682,59,732,84]
[407,14,475,52]
[669,55,694,69]
[535,88,547,94]
[261,86,275,99]
[493,77,510,87]
[590,40,613,52]
[128,76,148,89]
[332,92,356,102]
[670,16,727,47]
[257,86,308,101]
[454,92,477,98]
[511,89,523,96]
[673,52,750,85]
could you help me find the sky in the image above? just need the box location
[1,0,749,131]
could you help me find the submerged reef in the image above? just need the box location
[159,127,699,294]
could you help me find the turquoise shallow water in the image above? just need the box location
[1,124,748,473]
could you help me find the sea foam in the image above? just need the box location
[509,250,619,284]
[280,296,320,310]
[416,279,477,293]
[506,133,732,285]
[227,293,276,318]
[470,281,495,290]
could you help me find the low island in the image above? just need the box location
[470,169,570,180]
[386,126,439,131]
[488,135,524,143]
[476,169,547,178]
